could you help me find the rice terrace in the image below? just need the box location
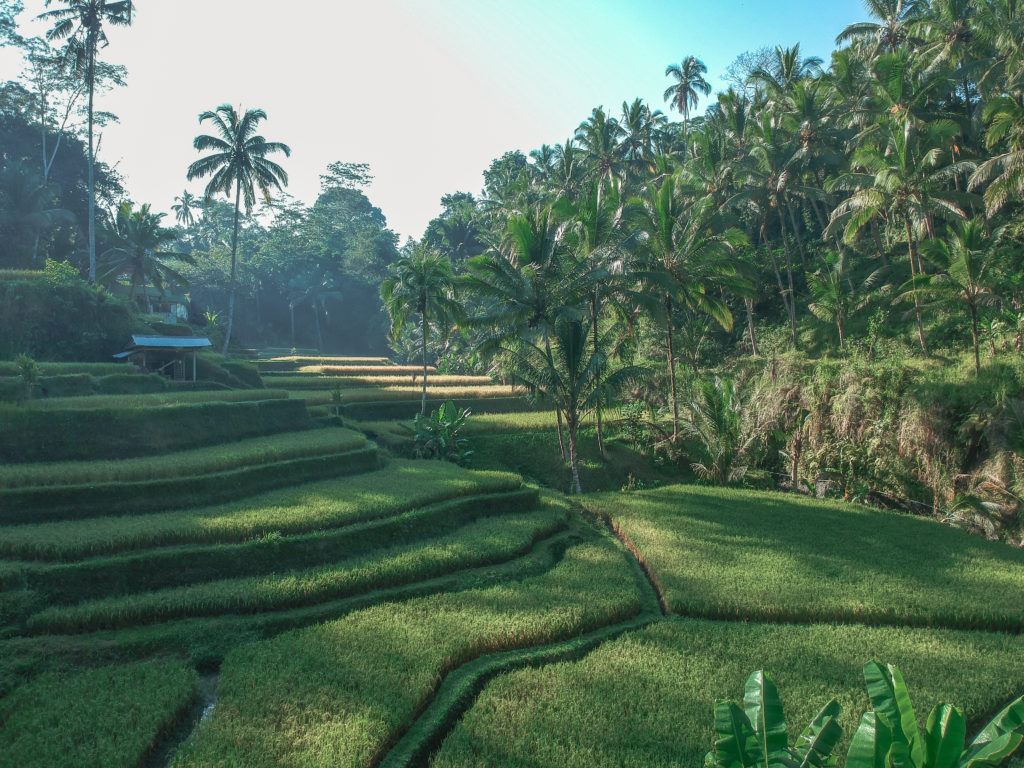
[3,0,1024,766]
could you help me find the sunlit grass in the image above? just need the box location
[275,383,520,400]
[0,659,197,768]
[432,618,1024,768]
[171,536,642,768]
[18,389,289,411]
[26,508,569,633]
[585,485,1024,631]
[0,460,523,560]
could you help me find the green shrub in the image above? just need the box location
[341,396,535,421]
[414,400,474,465]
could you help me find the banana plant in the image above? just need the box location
[846,662,1024,768]
[705,670,844,767]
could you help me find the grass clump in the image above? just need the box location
[585,485,1024,631]
[277,383,520,399]
[0,427,365,489]
[0,659,197,768]
[171,536,643,768]
[26,507,569,633]
[0,460,523,561]
[431,618,1024,768]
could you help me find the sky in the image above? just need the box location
[2,0,866,241]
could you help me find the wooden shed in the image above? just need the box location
[113,335,212,381]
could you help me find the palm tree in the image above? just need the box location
[679,376,765,485]
[664,57,712,148]
[187,104,290,355]
[38,0,134,285]
[171,190,199,228]
[380,248,461,416]
[503,315,645,494]
[637,181,749,440]
[98,202,191,310]
[835,0,926,54]
[575,107,624,183]
[916,218,1002,375]
[806,251,884,351]
[970,96,1024,216]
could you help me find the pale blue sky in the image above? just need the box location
[3,0,865,240]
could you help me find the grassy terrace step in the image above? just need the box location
[585,485,1024,632]
[262,373,496,387]
[0,361,131,377]
[0,659,197,768]
[0,460,523,561]
[5,488,540,604]
[18,389,289,410]
[25,506,569,634]
[0,427,365,489]
[170,535,643,768]
[431,619,1024,768]
[0,446,380,525]
[0,398,309,463]
[256,356,390,371]
[340,396,537,421]
[0,531,581,698]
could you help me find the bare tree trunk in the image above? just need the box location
[904,218,929,356]
[86,40,97,285]
[568,416,583,495]
[313,298,324,353]
[970,302,980,377]
[289,302,295,348]
[555,407,567,461]
[222,177,241,357]
[666,294,679,441]
[420,310,429,416]
[786,200,809,267]
[777,207,798,345]
[745,297,759,357]
[591,291,605,454]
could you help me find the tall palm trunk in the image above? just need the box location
[86,34,97,285]
[420,306,428,416]
[591,291,605,454]
[903,218,929,356]
[313,298,323,352]
[777,206,798,345]
[544,335,567,460]
[222,177,241,356]
[969,301,980,377]
[567,413,583,495]
[745,297,760,356]
[666,293,679,441]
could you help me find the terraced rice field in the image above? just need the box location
[2,352,1023,768]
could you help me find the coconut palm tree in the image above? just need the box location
[970,96,1024,216]
[38,0,133,285]
[186,104,290,355]
[503,315,645,494]
[98,202,191,309]
[637,181,750,440]
[380,247,461,416]
[171,190,199,228]
[835,0,926,55]
[575,107,624,184]
[806,251,884,351]
[916,218,1003,375]
[664,56,712,148]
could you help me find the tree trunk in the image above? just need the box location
[745,297,759,357]
[289,302,295,348]
[420,309,429,416]
[86,39,97,285]
[222,177,241,356]
[313,298,323,353]
[591,291,605,454]
[837,316,846,352]
[666,294,679,441]
[567,415,583,495]
[785,200,809,268]
[555,407,567,461]
[970,301,980,377]
[904,218,929,356]
[777,207,798,346]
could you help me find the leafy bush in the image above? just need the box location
[706,663,1024,768]
[414,400,474,465]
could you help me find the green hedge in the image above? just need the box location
[0,373,170,402]
[0,445,379,524]
[11,489,539,604]
[0,398,311,463]
[0,279,138,361]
